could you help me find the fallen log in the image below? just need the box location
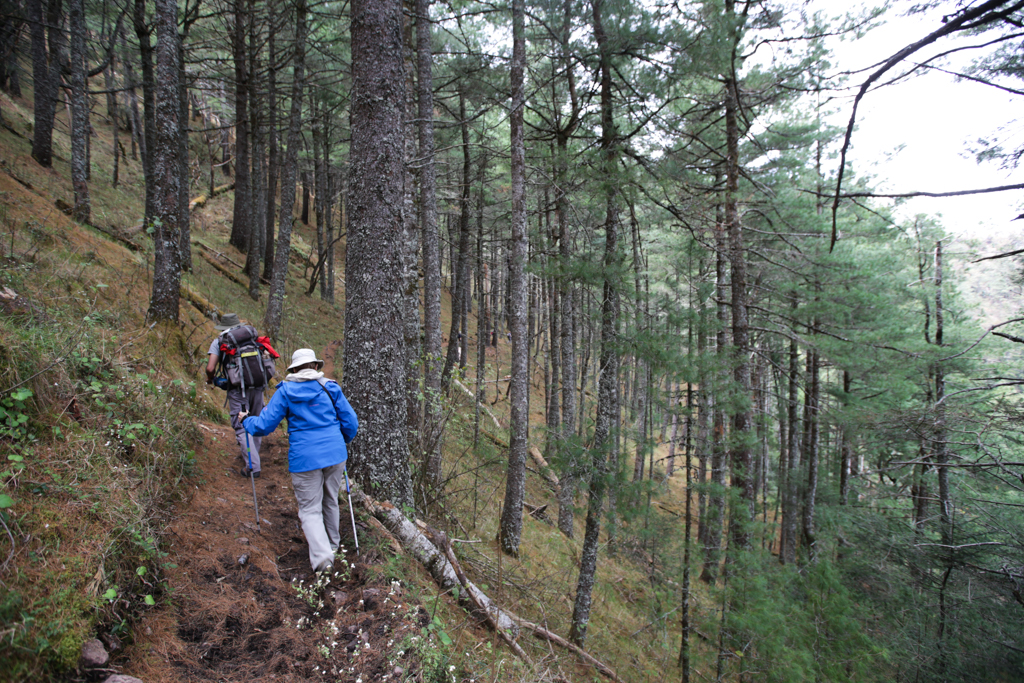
[353,488,624,682]
[441,537,532,664]
[528,446,560,491]
[189,182,235,210]
[181,284,217,317]
[199,250,250,289]
[453,378,503,431]
[194,240,271,285]
[54,199,143,252]
[481,430,509,450]
[352,489,517,634]
[508,614,624,683]
[523,502,553,526]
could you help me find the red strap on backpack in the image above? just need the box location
[256,336,280,359]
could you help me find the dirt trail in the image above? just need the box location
[117,361,431,682]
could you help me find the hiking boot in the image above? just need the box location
[240,467,260,479]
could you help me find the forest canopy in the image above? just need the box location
[2,0,1024,680]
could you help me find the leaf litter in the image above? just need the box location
[118,423,436,683]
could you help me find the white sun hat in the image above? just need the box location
[287,348,325,371]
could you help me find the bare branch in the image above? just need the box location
[830,0,1024,251]
[974,248,1024,263]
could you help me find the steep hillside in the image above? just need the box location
[1,79,696,683]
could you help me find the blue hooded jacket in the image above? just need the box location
[242,376,358,473]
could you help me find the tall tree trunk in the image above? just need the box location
[326,170,336,301]
[723,17,753,551]
[555,232,578,538]
[299,169,307,225]
[781,331,800,565]
[344,0,413,508]
[30,0,63,168]
[246,15,265,300]
[301,169,310,224]
[667,379,679,477]
[839,370,853,505]
[679,382,693,681]
[121,31,143,162]
[177,10,193,271]
[146,0,183,322]
[68,0,90,221]
[498,0,528,556]
[312,93,326,294]
[0,7,23,98]
[701,218,728,583]
[134,0,156,226]
[229,0,252,253]
[546,267,561,464]
[263,0,307,340]
[569,0,617,646]
[801,345,820,561]
[473,157,488,446]
[631,207,647,482]
[112,86,121,186]
[441,90,473,390]
[934,241,951,543]
[262,1,278,281]
[417,0,442,491]
[400,8,421,489]
[933,239,954,677]
[693,262,710,552]
[554,0,579,531]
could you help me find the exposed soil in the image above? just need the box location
[109,344,441,683]
[112,423,433,683]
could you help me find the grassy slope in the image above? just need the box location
[0,82,708,682]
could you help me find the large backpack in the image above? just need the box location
[217,325,276,395]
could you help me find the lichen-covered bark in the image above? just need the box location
[724,37,754,549]
[556,144,578,538]
[68,0,90,222]
[416,0,443,492]
[263,0,307,340]
[262,15,278,282]
[355,490,518,634]
[30,0,63,168]
[399,9,421,484]
[229,0,252,254]
[700,218,727,583]
[121,31,144,163]
[569,0,617,646]
[344,0,413,509]
[146,0,183,321]
[133,0,156,226]
[801,348,820,560]
[781,331,800,565]
[554,0,579,537]
[177,21,193,272]
[498,0,528,556]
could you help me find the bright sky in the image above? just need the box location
[822,1,1022,243]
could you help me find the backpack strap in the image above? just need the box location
[315,378,347,428]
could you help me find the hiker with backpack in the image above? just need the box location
[205,313,279,478]
[238,348,358,574]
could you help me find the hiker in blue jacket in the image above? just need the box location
[240,348,358,573]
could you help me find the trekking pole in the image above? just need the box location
[344,467,358,554]
[245,431,261,533]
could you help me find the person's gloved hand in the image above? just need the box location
[213,377,230,390]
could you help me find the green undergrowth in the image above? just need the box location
[0,258,209,680]
[0,127,213,681]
